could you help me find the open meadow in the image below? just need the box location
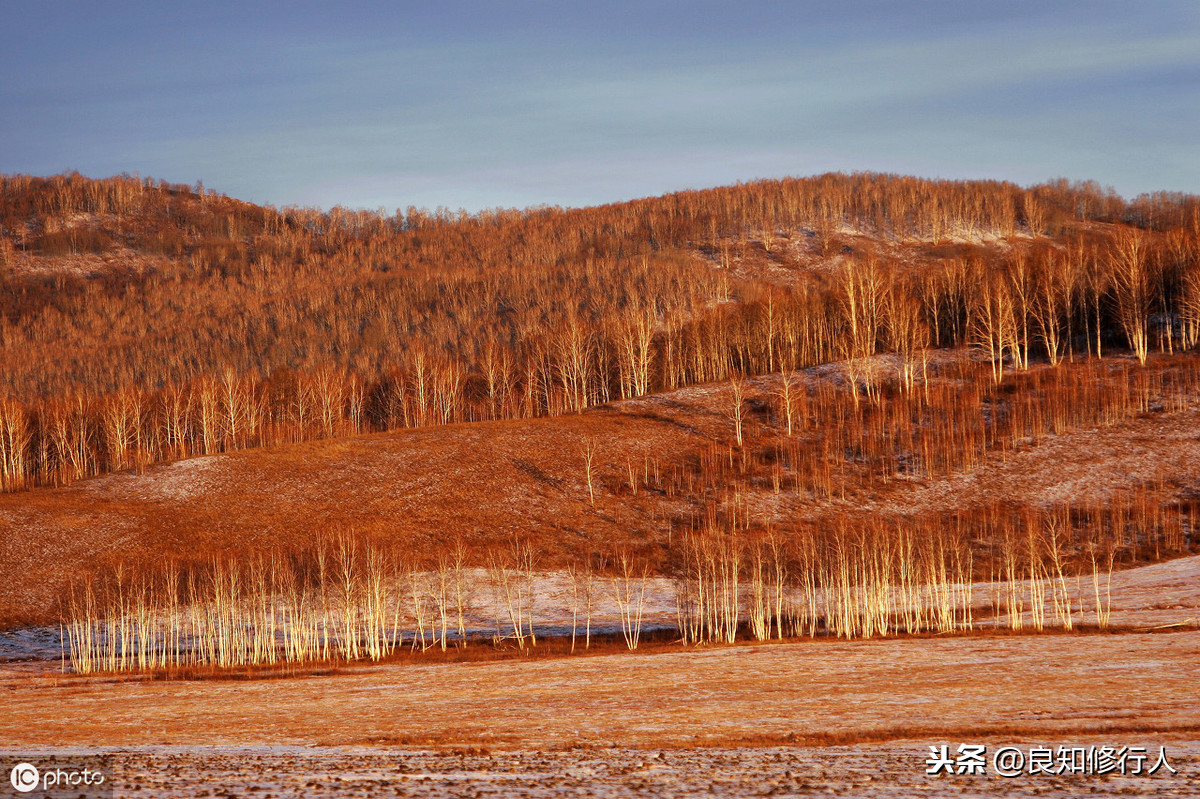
[2,553,1198,796]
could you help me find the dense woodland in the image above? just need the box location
[60,352,1200,671]
[5,171,1200,667]
[2,171,1199,492]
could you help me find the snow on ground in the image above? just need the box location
[1,556,1197,663]
[2,742,1194,797]
[84,454,224,503]
[0,626,62,663]
[2,557,1197,796]
[3,631,1198,759]
[1103,556,1200,627]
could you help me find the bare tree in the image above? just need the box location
[970,265,1018,383]
[487,538,538,648]
[609,546,650,650]
[0,399,30,491]
[883,279,929,396]
[1181,263,1200,351]
[581,436,599,507]
[1109,229,1154,365]
[728,370,748,447]
[775,365,802,436]
[1029,247,1075,366]
[566,554,598,652]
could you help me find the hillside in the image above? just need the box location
[3,172,1199,496]
[2,171,1199,650]
[3,349,1198,628]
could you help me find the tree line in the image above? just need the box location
[60,476,1193,673]
[2,191,1200,484]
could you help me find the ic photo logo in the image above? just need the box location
[9,763,39,793]
[7,758,109,797]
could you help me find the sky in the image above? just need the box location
[2,1,1198,213]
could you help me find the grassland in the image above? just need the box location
[4,173,1200,795]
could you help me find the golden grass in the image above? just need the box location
[6,631,1199,750]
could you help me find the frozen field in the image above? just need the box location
[3,743,1195,797]
[1,555,1197,796]
[1,630,1198,796]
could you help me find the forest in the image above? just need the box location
[1,171,1198,491]
[3,171,1200,672]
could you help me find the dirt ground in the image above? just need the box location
[5,631,1200,749]
[2,629,1198,796]
[2,743,1194,797]
[3,366,1198,795]
[2,555,1198,796]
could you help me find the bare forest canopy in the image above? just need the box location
[1,170,1200,493]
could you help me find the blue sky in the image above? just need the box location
[2,2,1197,212]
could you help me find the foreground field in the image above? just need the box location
[3,631,1198,795]
[4,552,1197,795]
[5,631,1199,750]
[2,743,1194,797]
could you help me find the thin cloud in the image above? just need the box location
[1,3,1196,210]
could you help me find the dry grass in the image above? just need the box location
[0,410,704,626]
[4,353,1199,629]
[3,630,1198,749]
[25,742,1192,798]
